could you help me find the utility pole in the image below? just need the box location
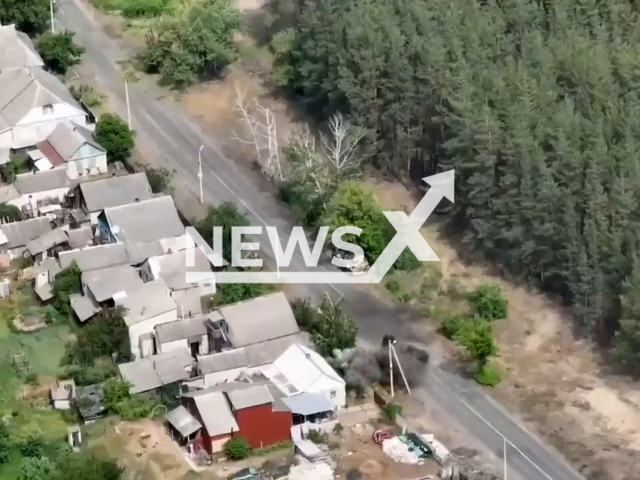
[504,437,508,480]
[198,145,204,204]
[390,342,412,395]
[125,78,131,129]
[388,339,394,397]
[50,0,55,33]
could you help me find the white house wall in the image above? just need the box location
[159,334,209,356]
[128,309,178,359]
[306,376,346,410]
[66,153,107,180]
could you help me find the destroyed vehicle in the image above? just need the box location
[333,248,369,274]
[228,468,260,480]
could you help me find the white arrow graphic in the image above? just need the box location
[185,170,455,284]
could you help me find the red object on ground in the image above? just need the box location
[372,429,392,445]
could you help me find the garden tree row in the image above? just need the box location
[270,0,640,370]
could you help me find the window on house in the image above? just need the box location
[330,390,336,399]
[42,104,53,115]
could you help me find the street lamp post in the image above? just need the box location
[50,0,55,33]
[198,145,204,204]
[125,78,131,129]
[503,437,508,480]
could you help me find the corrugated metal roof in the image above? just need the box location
[83,264,144,302]
[165,405,202,437]
[104,196,184,244]
[221,292,299,347]
[46,121,104,163]
[59,244,129,271]
[80,173,152,213]
[26,228,68,256]
[0,67,83,128]
[155,317,208,345]
[193,391,238,436]
[282,392,333,416]
[14,168,70,194]
[119,348,193,394]
[116,279,176,326]
[70,293,101,323]
[198,348,249,375]
[0,217,52,249]
[227,385,273,410]
[0,25,44,71]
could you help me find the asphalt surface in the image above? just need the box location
[58,1,587,479]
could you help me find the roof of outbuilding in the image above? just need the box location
[103,196,185,244]
[14,169,70,195]
[70,293,101,323]
[171,288,204,317]
[116,279,176,326]
[118,348,193,394]
[155,317,209,345]
[0,184,20,203]
[192,391,239,436]
[221,292,299,348]
[0,67,82,128]
[0,25,44,71]
[0,217,52,249]
[165,405,202,437]
[198,348,250,375]
[83,264,144,302]
[59,243,130,271]
[80,173,152,213]
[26,228,68,256]
[227,385,273,410]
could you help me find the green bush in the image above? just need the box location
[122,0,169,18]
[25,373,39,386]
[0,423,12,464]
[441,314,470,340]
[381,403,402,420]
[19,432,45,458]
[224,437,251,460]
[306,429,329,445]
[385,280,400,294]
[469,283,508,320]
[476,364,502,387]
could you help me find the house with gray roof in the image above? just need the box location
[0,216,52,258]
[0,67,87,150]
[0,25,44,71]
[31,121,107,179]
[76,173,153,224]
[25,227,68,259]
[115,279,178,359]
[220,292,300,348]
[7,168,72,216]
[154,317,212,357]
[118,348,193,394]
[97,196,186,252]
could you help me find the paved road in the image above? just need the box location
[58,1,586,479]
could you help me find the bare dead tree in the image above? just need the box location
[320,112,366,173]
[232,86,283,181]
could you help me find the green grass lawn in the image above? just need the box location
[0,325,72,376]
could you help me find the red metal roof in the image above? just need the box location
[35,140,64,166]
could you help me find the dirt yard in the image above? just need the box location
[335,423,441,480]
[368,175,640,480]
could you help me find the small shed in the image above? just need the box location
[78,383,107,424]
[165,405,202,449]
[50,379,76,410]
[282,392,334,425]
